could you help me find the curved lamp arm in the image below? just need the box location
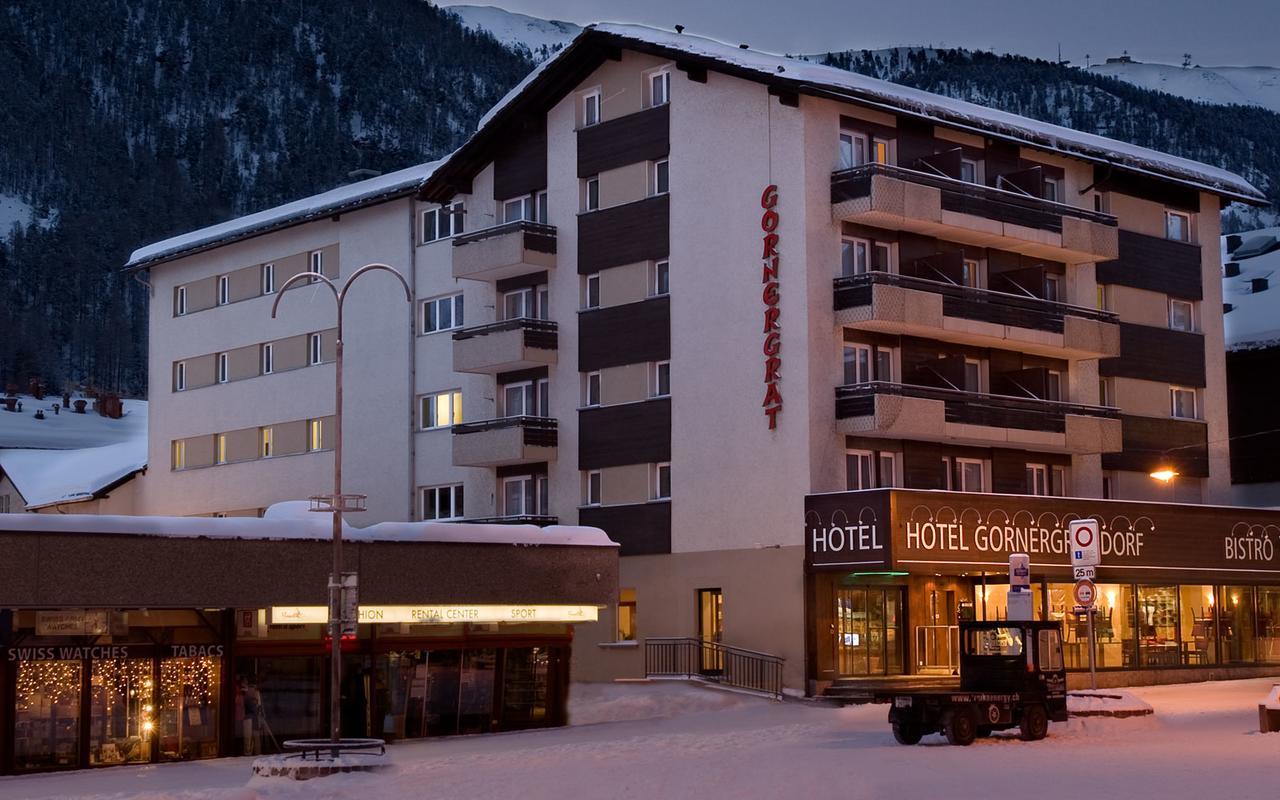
[271,272,340,319]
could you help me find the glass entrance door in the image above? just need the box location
[835,587,905,677]
[697,589,724,675]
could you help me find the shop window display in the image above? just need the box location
[1258,587,1280,663]
[1178,585,1218,666]
[1220,586,1257,663]
[90,658,155,765]
[501,647,550,727]
[158,657,220,761]
[14,660,82,771]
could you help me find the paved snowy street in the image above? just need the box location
[1,678,1276,800]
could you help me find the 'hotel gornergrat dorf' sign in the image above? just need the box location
[804,489,1280,580]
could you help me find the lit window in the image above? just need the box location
[649,70,670,107]
[174,361,186,391]
[216,434,227,465]
[309,333,323,366]
[1165,210,1192,243]
[172,440,186,470]
[653,361,671,397]
[585,176,600,211]
[618,589,637,641]
[422,484,465,520]
[176,286,187,316]
[583,372,601,407]
[422,294,464,334]
[583,89,601,126]
[1171,387,1197,419]
[654,260,670,296]
[262,263,275,294]
[260,427,273,458]
[216,352,229,384]
[653,462,671,500]
[420,390,463,429]
[583,274,600,309]
[652,159,669,195]
[1170,299,1194,332]
[308,418,324,451]
[872,138,890,165]
[584,471,602,506]
[217,275,229,306]
[261,343,273,375]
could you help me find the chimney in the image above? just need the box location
[1251,277,1269,293]
[1226,234,1243,253]
[1224,303,1234,313]
[1224,262,1241,277]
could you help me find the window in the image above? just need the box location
[502,192,549,224]
[260,427,273,458]
[872,242,892,273]
[653,462,672,500]
[175,361,186,391]
[1094,192,1110,213]
[1026,463,1049,496]
[585,175,600,211]
[1051,465,1067,497]
[1170,299,1194,332]
[0,495,9,513]
[957,458,985,492]
[618,589,637,641]
[1096,284,1110,311]
[583,372,601,407]
[176,286,187,316]
[503,474,548,517]
[422,293,464,334]
[846,450,874,490]
[1171,387,1197,419]
[1037,629,1064,672]
[1044,370,1061,402]
[503,286,548,320]
[584,471,602,506]
[841,238,870,277]
[649,69,671,107]
[967,626,1023,656]
[583,273,601,309]
[309,250,324,280]
[838,131,868,170]
[309,333,323,366]
[1043,274,1063,303]
[217,275,229,306]
[582,89,601,126]
[961,258,981,288]
[420,390,463,429]
[878,452,897,488]
[216,352,229,384]
[1165,210,1192,243]
[843,343,872,385]
[1099,376,1115,407]
[262,263,275,294]
[1042,178,1060,203]
[963,359,982,393]
[503,378,548,417]
[172,440,186,470]
[872,138,890,165]
[875,348,894,382]
[261,343,273,375]
[651,159,669,195]
[308,418,324,451]
[216,434,227,465]
[421,202,464,243]
[422,484,464,520]
[653,361,671,397]
[960,159,979,184]
[653,260,670,296]
[1102,471,1116,500]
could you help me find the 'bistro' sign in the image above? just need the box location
[805,489,1280,579]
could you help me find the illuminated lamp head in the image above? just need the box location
[1149,468,1179,483]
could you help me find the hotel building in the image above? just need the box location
[120,24,1279,695]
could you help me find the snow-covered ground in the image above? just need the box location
[0,192,57,240]
[0,395,146,450]
[443,5,579,56]
[2,677,1277,800]
[1223,228,1280,351]
[1090,61,1280,113]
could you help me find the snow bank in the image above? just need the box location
[567,681,751,726]
[1068,691,1154,717]
[126,160,443,269]
[0,439,146,509]
[1222,227,1280,350]
[0,395,146,450]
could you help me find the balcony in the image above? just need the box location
[834,381,1120,454]
[451,416,558,468]
[460,515,558,527]
[831,164,1118,263]
[451,221,556,282]
[452,318,558,374]
[834,271,1120,358]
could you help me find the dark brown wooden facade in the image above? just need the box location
[579,397,672,471]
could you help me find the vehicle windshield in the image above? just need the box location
[966,626,1024,656]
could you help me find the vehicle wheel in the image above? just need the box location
[892,718,923,745]
[944,707,977,746]
[1020,704,1049,741]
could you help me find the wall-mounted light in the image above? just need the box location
[1149,468,1179,483]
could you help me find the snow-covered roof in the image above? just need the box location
[0,438,147,510]
[1223,227,1280,351]
[0,395,146,450]
[125,160,443,270]
[0,505,617,547]
[439,23,1264,205]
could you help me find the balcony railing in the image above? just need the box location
[451,220,557,251]
[831,163,1118,234]
[451,415,558,447]
[834,271,1118,333]
[450,220,557,282]
[452,317,558,350]
[835,380,1118,434]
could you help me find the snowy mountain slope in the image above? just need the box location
[1222,228,1280,350]
[1089,62,1280,113]
[444,5,580,57]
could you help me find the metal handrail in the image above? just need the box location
[834,270,1119,324]
[450,415,558,435]
[644,637,785,700]
[452,317,558,341]
[451,220,557,247]
[835,380,1119,419]
[832,162,1119,227]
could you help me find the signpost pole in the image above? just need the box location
[1088,605,1097,691]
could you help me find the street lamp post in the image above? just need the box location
[271,264,411,756]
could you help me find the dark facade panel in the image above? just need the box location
[1227,347,1280,484]
[1096,165,1200,211]
[578,194,669,274]
[579,501,672,556]
[578,296,670,371]
[493,116,548,200]
[1099,323,1206,387]
[1101,415,1209,477]
[578,397,671,470]
[1096,230,1203,300]
[577,104,670,177]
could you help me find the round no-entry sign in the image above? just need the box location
[1074,579,1097,607]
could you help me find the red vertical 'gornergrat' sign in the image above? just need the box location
[761,184,782,429]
